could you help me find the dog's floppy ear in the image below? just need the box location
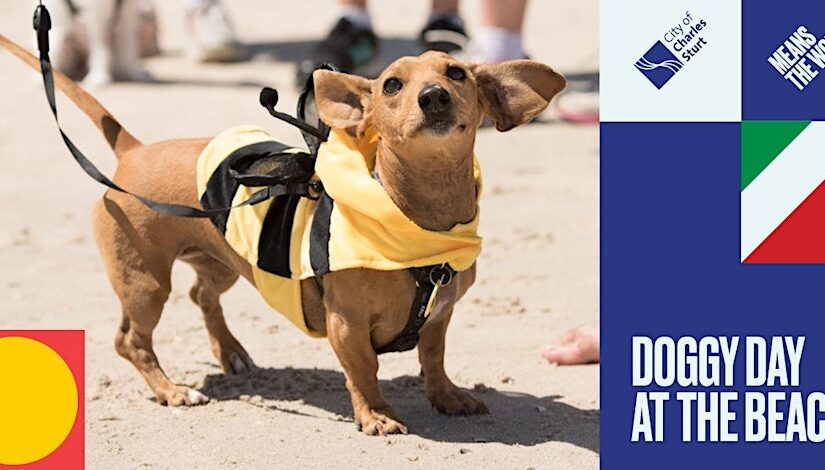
[472,60,566,132]
[313,69,372,136]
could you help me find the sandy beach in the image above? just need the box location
[0,0,598,468]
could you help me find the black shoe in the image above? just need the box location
[296,17,378,86]
[419,15,469,54]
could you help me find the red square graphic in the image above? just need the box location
[0,330,84,470]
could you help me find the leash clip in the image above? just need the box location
[423,264,453,318]
[428,263,453,287]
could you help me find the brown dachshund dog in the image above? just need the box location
[1,34,565,435]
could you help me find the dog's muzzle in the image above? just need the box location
[417,85,455,134]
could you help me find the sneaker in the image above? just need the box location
[185,1,247,63]
[419,14,469,54]
[296,17,378,86]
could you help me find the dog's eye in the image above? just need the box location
[383,78,403,95]
[446,66,466,81]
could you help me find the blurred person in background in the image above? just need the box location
[54,0,245,86]
[295,0,468,84]
[295,0,532,81]
[296,0,598,121]
[57,0,597,123]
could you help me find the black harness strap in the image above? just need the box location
[375,264,456,354]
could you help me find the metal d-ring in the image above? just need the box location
[429,264,453,286]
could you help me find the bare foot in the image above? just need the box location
[541,324,599,365]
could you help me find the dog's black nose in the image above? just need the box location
[418,85,451,114]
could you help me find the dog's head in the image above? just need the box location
[313,51,566,155]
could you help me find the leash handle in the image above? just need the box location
[30,3,308,218]
[33,4,50,54]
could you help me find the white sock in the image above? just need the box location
[340,5,372,30]
[476,26,524,63]
[187,0,217,10]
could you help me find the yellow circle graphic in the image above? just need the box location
[0,336,79,465]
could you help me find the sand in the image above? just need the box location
[0,0,598,468]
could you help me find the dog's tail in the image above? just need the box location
[0,34,141,157]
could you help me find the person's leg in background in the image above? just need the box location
[472,0,528,63]
[84,0,151,88]
[338,0,373,29]
[185,0,247,62]
[295,0,379,85]
[137,0,160,58]
[465,0,599,122]
[420,0,468,54]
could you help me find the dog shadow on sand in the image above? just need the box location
[199,366,599,454]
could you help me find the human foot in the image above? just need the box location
[542,324,600,365]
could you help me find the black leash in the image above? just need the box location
[32,3,325,218]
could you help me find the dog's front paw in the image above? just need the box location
[356,408,408,436]
[156,386,210,407]
[428,386,489,416]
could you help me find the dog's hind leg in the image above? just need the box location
[181,250,255,374]
[93,196,209,406]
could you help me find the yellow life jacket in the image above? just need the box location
[196,125,482,337]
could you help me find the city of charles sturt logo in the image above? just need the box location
[633,11,710,89]
[635,40,684,89]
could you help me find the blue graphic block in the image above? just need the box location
[743,3,825,119]
[602,122,825,467]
